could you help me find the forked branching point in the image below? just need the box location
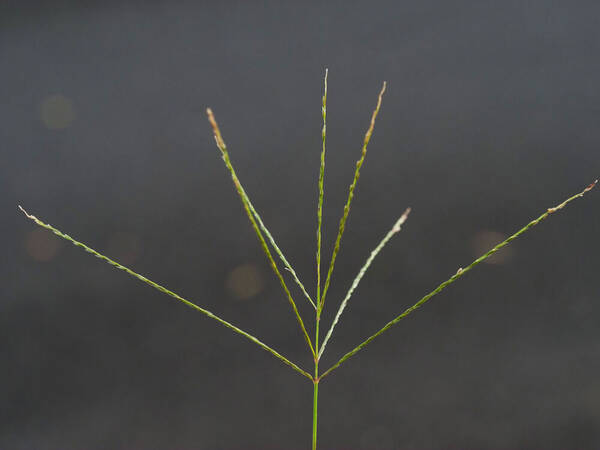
[19,70,597,450]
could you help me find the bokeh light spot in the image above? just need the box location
[39,94,76,130]
[471,230,514,264]
[107,232,142,266]
[25,229,61,262]
[226,263,264,300]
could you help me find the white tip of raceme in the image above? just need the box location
[392,207,411,233]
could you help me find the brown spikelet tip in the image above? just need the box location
[584,179,598,193]
[206,108,226,151]
[206,108,217,130]
[363,82,388,143]
[392,207,411,232]
[376,82,386,106]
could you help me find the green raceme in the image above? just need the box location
[20,70,597,450]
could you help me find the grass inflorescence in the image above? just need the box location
[20,71,597,449]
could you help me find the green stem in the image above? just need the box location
[312,376,319,450]
[313,313,320,450]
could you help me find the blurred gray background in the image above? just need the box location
[2,1,599,449]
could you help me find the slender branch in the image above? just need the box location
[207,109,316,356]
[252,200,316,310]
[18,206,313,381]
[313,69,328,450]
[316,68,328,311]
[319,180,597,380]
[319,82,387,312]
[319,207,410,358]
[247,193,316,310]
[206,110,316,310]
